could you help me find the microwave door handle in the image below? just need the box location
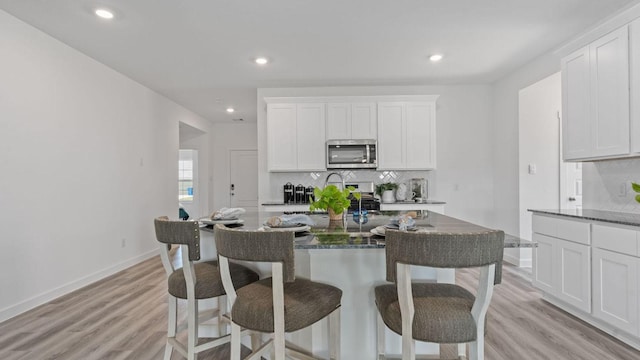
[365,145,370,163]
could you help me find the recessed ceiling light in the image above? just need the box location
[429,54,443,62]
[226,107,235,113]
[255,57,269,65]
[95,9,114,19]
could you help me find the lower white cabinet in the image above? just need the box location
[532,232,591,312]
[592,248,639,336]
[532,213,640,349]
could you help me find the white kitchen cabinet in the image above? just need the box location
[267,103,326,172]
[592,248,639,336]
[326,102,376,140]
[531,214,591,313]
[591,223,640,336]
[556,238,591,312]
[562,25,630,161]
[377,101,436,170]
[631,18,640,154]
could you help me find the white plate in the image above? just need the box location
[199,218,244,225]
[370,226,386,237]
[263,225,311,233]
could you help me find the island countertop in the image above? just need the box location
[528,208,640,227]
[200,210,532,248]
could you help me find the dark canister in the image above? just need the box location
[295,184,306,203]
[283,182,294,204]
[305,186,315,203]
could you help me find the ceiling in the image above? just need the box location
[1,0,638,123]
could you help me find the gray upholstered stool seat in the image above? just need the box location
[375,283,477,343]
[168,260,259,299]
[232,277,342,332]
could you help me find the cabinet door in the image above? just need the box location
[631,18,640,154]
[377,102,405,169]
[562,46,591,160]
[326,103,351,140]
[405,102,436,169]
[532,233,556,295]
[592,248,639,336]
[351,103,377,139]
[557,238,591,312]
[296,103,326,171]
[267,103,297,171]
[590,26,630,158]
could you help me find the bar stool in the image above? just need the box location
[375,230,504,360]
[154,217,260,360]
[214,224,342,360]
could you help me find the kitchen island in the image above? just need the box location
[200,211,522,359]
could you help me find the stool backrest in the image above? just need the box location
[154,216,201,261]
[385,230,504,284]
[214,224,296,282]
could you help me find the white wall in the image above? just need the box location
[0,10,210,322]
[514,72,562,267]
[257,85,496,227]
[210,122,258,211]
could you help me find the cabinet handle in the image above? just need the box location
[569,197,576,201]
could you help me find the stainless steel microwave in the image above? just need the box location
[326,139,377,169]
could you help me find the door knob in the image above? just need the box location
[568,197,576,201]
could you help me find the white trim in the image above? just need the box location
[554,2,640,57]
[504,252,532,267]
[263,95,440,104]
[0,248,159,323]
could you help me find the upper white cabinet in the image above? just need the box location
[326,102,377,140]
[266,103,326,172]
[562,26,630,161]
[631,18,640,154]
[378,101,437,170]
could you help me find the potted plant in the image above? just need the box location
[310,185,360,220]
[375,182,398,204]
[633,182,640,203]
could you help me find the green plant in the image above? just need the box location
[375,182,398,196]
[309,185,360,215]
[632,182,640,203]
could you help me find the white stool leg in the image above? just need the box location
[328,308,341,360]
[164,296,177,360]
[376,312,385,360]
[458,343,467,359]
[187,298,198,360]
[230,323,242,360]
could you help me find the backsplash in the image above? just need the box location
[582,157,640,213]
[268,170,435,201]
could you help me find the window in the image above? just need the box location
[179,150,194,202]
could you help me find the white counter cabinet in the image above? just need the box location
[531,211,640,350]
[532,215,591,313]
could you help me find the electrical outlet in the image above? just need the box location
[618,182,627,197]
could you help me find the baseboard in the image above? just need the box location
[0,248,159,323]
[504,252,532,267]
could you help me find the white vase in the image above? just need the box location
[382,190,395,203]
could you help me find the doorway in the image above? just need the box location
[229,149,258,210]
[179,122,208,219]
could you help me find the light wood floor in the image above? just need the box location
[1,254,639,360]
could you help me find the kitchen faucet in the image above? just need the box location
[324,172,345,190]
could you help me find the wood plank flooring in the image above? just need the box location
[1,254,639,360]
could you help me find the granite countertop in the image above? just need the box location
[200,211,533,249]
[528,209,640,227]
[262,200,446,206]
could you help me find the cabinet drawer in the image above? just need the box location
[593,224,639,256]
[533,215,591,245]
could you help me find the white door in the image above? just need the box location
[229,150,258,211]
[561,162,583,210]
